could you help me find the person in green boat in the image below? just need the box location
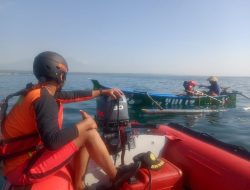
[183,80,198,96]
[2,51,138,190]
[199,76,221,96]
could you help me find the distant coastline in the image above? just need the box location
[0,70,31,73]
[0,70,248,78]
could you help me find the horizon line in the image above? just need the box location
[0,69,249,78]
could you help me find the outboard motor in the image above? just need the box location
[96,94,135,156]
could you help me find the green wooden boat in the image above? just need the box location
[91,79,237,112]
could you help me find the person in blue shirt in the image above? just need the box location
[199,76,221,96]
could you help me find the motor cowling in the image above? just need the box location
[96,94,135,155]
[96,94,129,126]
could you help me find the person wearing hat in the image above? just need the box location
[199,76,221,96]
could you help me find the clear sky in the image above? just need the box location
[0,0,249,76]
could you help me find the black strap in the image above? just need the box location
[0,133,39,145]
[23,148,46,175]
[0,133,40,160]
[2,145,41,160]
[5,83,34,102]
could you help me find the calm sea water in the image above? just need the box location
[1,72,250,152]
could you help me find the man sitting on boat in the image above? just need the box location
[199,76,221,96]
[183,80,198,96]
[1,51,138,190]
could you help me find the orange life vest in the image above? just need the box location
[0,84,64,175]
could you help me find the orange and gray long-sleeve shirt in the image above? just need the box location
[3,87,92,174]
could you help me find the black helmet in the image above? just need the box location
[33,51,68,84]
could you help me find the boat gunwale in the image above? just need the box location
[166,122,250,161]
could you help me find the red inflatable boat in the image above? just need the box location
[1,123,249,190]
[154,123,250,190]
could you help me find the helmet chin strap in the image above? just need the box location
[56,83,64,92]
[56,73,66,91]
[43,84,58,95]
[38,73,66,92]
